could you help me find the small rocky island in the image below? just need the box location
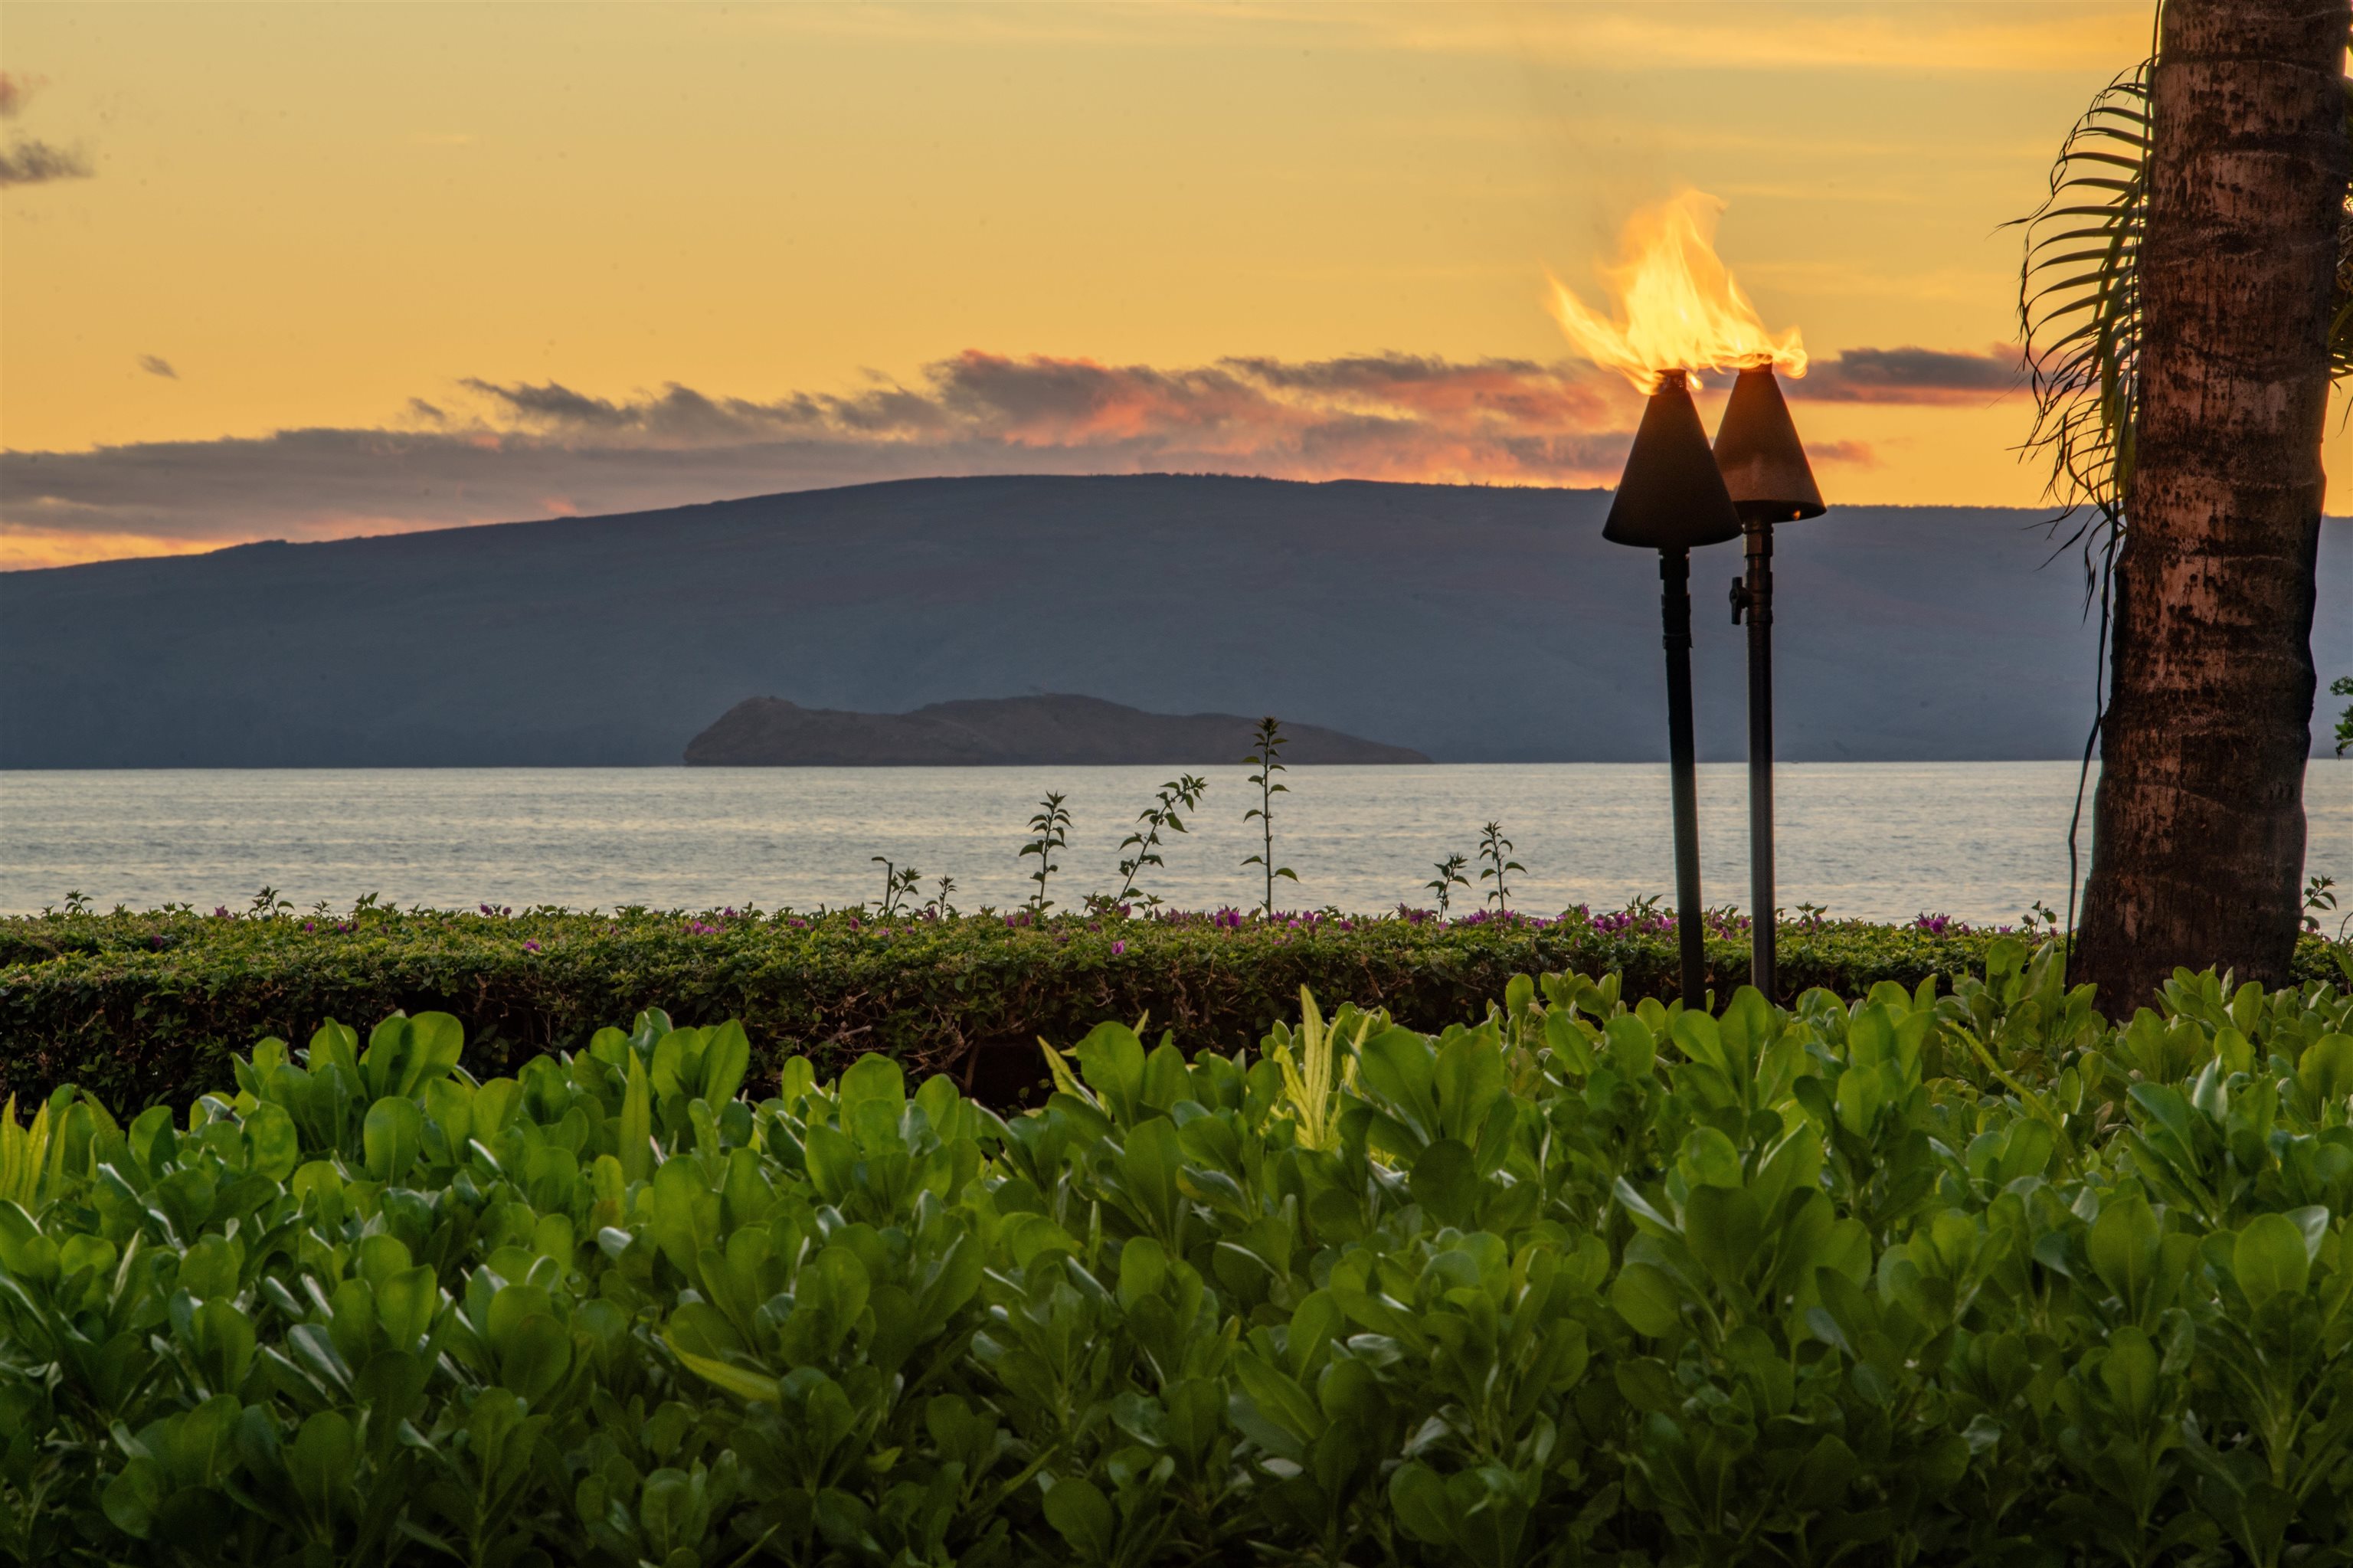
[684,694,1431,766]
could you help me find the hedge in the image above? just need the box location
[3,903,2345,1114]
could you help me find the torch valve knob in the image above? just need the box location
[1730,578,1753,625]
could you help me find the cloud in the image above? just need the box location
[137,355,178,381]
[1,344,1972,568]
[1792,345,2021,404]
[0,70,94,186]
[0,136,92,187]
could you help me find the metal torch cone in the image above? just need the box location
[1713,365,1824,1002]
[1604,370,1740,1008]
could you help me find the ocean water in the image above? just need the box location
[2,762,2347,927]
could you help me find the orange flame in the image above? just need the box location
[1546,190,1805,394]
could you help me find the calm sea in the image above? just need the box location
[2,763,2347,926]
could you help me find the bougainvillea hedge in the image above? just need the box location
[2,902,2345,1113]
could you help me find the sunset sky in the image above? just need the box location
[6,0,2297,571]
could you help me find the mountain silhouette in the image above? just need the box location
[2,474,2345,765]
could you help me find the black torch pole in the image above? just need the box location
[1659,546,1707,1006]
[1740,520,1775,1000]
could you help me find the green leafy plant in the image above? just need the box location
[870,856,921,918]
[1424,852,1470,918]
[5,954,2350,1564]
[0,1095,65,1209]
[1240,717,1296,915]
[2332,673,2351,756]
[1111,774,1208,911]
[1478,820,1524,912]
[1019,792,1072,914]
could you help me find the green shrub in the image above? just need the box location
[4,942,2351,1564]
[8,903,2345,1115]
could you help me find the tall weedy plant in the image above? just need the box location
[1020,793,1072,913]
[1112,774,1209,909]
[870,856,921,918]
[1425,853,1470,918]
[1478,820,1523,912]
[1241,717,1297,915]
[925,876,958,918]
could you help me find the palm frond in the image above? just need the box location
[2016,61,2152,562]
[2019,67,2353,563]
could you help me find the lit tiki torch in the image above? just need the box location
[1601,372,1741,1003]
[1714,368,1824,1001]
[1550,191,1809,1008]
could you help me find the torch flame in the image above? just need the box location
[1546,189,1805,394]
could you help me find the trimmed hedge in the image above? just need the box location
[3,904,2345,1113]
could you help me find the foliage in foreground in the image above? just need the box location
[5,944,2353,1565]
[7,900,2348,1115]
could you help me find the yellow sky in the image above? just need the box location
[12,0,2317,567]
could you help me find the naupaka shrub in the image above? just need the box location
[2,938,2350,1565]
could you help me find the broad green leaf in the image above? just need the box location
[102,1458,162,1539]
[242,1102,300,1182]
[1388,1462,1455,1546]
[1433,1033,1505,1144]
[1684,1183,1762,1289]
[1409,1138,1478,1229]
[2299,1033,2353,1105]
[497,1312,573,1403]
[286,1410,355,1521]
[375,1265,439,1349]
[1117,1236,1168,1309]
[1042,1476,1116,1561]
[663,1329,781,1403]
[2099,1326,2160,1424]
[1073,1023,1147,1117]
[2234,1213,2310,1311]
[2087,1192,2161,1308]
[619,1051,654,1184]
[362,1096,424,1183]
[701,1020,752,1107]
[1610,1262,1685,1338]
[1605,1015,1657,1082]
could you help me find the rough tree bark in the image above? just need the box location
[2078,0,2348,1013]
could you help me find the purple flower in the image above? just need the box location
[303,921,314,932]
[525,938,542,951]
[1111,940,1127,955]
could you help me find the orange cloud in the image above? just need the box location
[2,344,2000,567]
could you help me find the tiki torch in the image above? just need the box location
[1712,366,1824,1001]
[1603,368,1743,1007]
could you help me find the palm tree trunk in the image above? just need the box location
[2078,0,2347,1013]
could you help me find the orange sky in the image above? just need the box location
[11,0,2312,570]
